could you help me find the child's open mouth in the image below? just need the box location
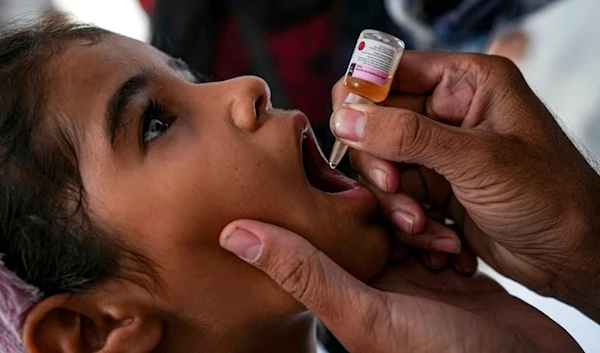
[300,127,359,194]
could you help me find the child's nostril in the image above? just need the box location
[254,96,264,120]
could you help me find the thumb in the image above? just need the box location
[219,220,388,351]
[331,104,480,176]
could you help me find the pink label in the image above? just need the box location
[351,64,388,86]
[346,38,397,86]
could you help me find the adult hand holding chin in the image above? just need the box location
[219,219,581,353]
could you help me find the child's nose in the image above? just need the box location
[228,76,271,132]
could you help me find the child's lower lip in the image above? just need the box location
[324,180,379,208]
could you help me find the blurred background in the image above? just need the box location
[2,0,599,351]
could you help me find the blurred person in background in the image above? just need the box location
[384,0,558,60]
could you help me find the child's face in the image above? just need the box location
[44,34,389,350]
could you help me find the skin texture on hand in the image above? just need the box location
[220,220,582,353]
[330,51,600,322]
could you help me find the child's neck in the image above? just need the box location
[243,311,318,353]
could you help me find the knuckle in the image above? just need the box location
[272,249,323,301]
[462,52,499,69]
[391,111,424,159]
[451,53,512,88]
[486,55,524,88]
[460,54,494,85]
[453,52,488,72]
[459,52,488,66]
[490,55,519,74]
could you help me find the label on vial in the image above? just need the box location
[346,38,397,86]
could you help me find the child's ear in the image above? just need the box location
[22,291,163,353]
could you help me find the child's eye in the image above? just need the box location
[141,100,174,145]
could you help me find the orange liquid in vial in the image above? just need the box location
[344,75,394,103]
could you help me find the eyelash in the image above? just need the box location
[139,69,209,146]
[140,99,175,146]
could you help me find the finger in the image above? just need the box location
[395,51,526,128]
[417,167,452,209]
[381,93,427,114]
[350,153,437,204]
[331,77,349,111]
[360,171,459,248]
[390,51,486,95]
[350,150,401,193]
[219,219,388,350]
[390,166,452,209]
[393,219,462,255]
[445,193,467,229]
[421,250,448,271]
[330,104,482,177]
[398,167,427,201]
[452,236,478,275]
[360,177,426,234]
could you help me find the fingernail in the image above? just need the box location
[220,228,263,262]
[455,256,477,275]
[430,238,461,254]
[369,168,388,191]
[332,108,366,141]
[461,267,476,275]
[429,251,446,268]
[391,210,415,234]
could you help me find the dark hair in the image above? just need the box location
[0,12,155,298]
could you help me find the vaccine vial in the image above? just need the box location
[329,29,405,168]
[344,29,405,102]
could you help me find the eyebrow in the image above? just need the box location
[106,70,153,147]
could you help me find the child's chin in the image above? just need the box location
[332,227,391,283]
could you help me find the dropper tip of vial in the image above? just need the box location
[328,140,348,170]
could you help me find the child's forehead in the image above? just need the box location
[56,34,167,74]
[42,35,169,149]
[45,34,168,106]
